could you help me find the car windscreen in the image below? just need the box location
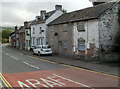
[42,46,51,49]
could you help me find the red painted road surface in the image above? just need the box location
[3,68,119,89]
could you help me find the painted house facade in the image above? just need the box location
[47,2,120,60]
[17,26,25,49]
[24,21,31,50]
[30,5,63,48]
[9,32,15,47]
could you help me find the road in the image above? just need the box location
[0,45,119,89]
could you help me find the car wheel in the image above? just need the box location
[33,53,36,55]
[38,51,41,56]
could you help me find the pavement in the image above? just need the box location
[6,46,120,76]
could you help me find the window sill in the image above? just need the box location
[78,50,85,52]
[77,30,85,32]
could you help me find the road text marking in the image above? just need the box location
[17,74,94,89]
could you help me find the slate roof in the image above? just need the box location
[30,10,56,25]
[18,26,25,33]
[48,2,117,26]
[9,32,15,36]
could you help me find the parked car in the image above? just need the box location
[31,46,36,51]
[33,45,52,55]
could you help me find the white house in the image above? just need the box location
[30,5,63,48]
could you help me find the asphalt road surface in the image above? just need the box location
[0,45,119,89]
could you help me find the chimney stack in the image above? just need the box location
[40,10,46,19]
[24,21,28,28]
[15,26,18,31]
[55,5,62,11]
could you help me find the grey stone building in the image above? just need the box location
[47,2,120,60]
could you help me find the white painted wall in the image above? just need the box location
[31,23,46,47]
[31,10,63,47]
[25,28,31,50]
[73,19,99,52]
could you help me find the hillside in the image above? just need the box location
[0,26,14,32]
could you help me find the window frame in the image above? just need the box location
[63,24,68,32]
[78,38,85,51]
[77,22,85,32]
[33,28,35,34]
[63,41,67,49]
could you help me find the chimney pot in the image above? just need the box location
[55,5,62,11]
[24,21,28,28]
[40,10,46,19]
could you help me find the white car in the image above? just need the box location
[33,45,52,55]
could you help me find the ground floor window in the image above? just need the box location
[32,38,35,46]
[78,38,85,51]
[63,41,67,49]
[37,37,44,45]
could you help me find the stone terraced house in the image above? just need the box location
[47,2,120,60]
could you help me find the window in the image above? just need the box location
[40,38,44,45]
[63,41,67,49]
[32,38,35,45]
[38,37,44,45]
[63,24,67,32]
[51,26,54,32]
[37,38,39,45]
[39,27,44,34]
[33,28,35,34]
[78,38,85,51]
[77,22,85,31]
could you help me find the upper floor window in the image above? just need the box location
[39,27,44,34]
[77,22,85,32]
[78,38,85,51]
[33,28,35,34]
[51,26,54,32]
[63,24,68,32]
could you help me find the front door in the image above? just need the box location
[58,41,62,54]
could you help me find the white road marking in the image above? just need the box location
[5,53,9,56]
[23,61,40,69]
[53,74,95,89]
[10,56,19,61]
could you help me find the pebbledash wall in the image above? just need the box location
[73,19,99,59]
[98,3,120,61]
[99,4,119,52]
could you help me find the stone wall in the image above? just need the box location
[99,4,119,52]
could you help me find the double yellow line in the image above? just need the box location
[28,55,119,79]
[0,73,13,89]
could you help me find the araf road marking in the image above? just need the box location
[10,56,19,61]
[23,61,40,69]
[17,74,94,89]
[53,74,95,89]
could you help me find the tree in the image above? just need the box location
[2,29,13,43]
[62,9,67,13]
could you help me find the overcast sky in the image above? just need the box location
[0,0,94,27]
